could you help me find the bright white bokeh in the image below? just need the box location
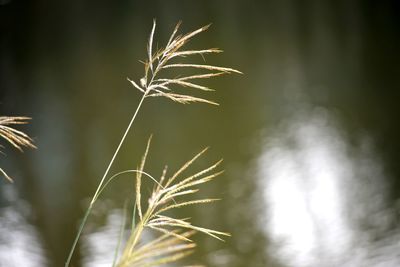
[257,108,400,267]
[0,185,47,267]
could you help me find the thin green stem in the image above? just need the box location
[65,204,92,267]
[91,93,147,205]
[65,93,147,267]
[112,200,129,267]
[94,170,164,203]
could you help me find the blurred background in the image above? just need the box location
[1,1,400,266]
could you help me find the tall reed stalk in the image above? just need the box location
[66,20,241,267]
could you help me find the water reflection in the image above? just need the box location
[0,185,47,266]
[82,207,166,267]
[257,107,400,267]
[83,209,123,267]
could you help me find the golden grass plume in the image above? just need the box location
[66,20,240,266]
[128,20,242,105]
[115,136,229,267]
[0,116,36,182]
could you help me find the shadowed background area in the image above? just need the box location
[1,0,400,266]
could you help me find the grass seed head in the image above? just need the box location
[128,20,242,105]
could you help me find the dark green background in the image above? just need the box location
[1,1,400,266]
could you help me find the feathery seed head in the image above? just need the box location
[0,116,36,182]
[128,20,242,105]
[117,136,229,267]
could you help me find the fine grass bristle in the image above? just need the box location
[0,116,36,182]
[115,138,228,266]
[136,135,152,220]
[128,20,241,105]
[66,19,239,267]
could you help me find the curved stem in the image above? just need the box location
[94,169,164,203]
[65,93,147,267]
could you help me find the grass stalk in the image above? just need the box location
[66,19,240,266]
[65,93,147,267]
